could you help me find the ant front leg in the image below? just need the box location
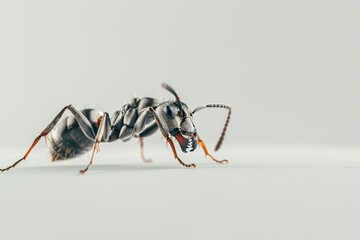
[148,108,196,169]
[166,138,196,168]
[197,138,228,164]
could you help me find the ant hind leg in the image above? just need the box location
[1,105,98,172]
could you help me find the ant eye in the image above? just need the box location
[164,106,175,119]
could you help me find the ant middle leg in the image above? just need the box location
[79,113,111,175]
[138,138,152,163]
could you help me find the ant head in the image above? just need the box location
[156,83,198,153]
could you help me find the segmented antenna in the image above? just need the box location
[192,103,232,151]
[214,105,231,151]
[161,83,184,115]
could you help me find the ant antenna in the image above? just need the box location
[161,83,184,116]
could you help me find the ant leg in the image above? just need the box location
[0,135,43,172]
[166,137,196,168]
[192,103,231,151]
[79,113,111,175]
[78,141,100,175]
[138,138,152,163]
[148,107,196,168]
[198,138,228,164]
[1,105,97,172]
[133,109,155,163]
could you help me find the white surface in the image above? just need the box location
[1,144,360,240]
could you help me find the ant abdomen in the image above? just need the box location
[46,109,102,161]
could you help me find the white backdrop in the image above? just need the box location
[0,0,359,148]
[1,2,360,240]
